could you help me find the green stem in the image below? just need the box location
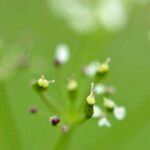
[38,92,60,114]
[55,117,86,150]
[55,129,74,150]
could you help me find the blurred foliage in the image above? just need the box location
[0,0,150,150]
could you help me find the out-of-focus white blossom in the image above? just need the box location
[93,105,103,118]
[98,0,128,31]
[95,84,106,95]
[113,106,126,120]
[48,0,130,33]
[103,98,116,110]
[98,117,111,127]
[83,61,99,77]
[55,44,70,64]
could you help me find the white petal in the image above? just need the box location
[85,61,99,77]
[95,84,106,95]
[98,0,127,31]
[98,117,111,127]
[93,105,102,118]
[114,106,126,120]
[103,98,116,109]
[55,44,70,64]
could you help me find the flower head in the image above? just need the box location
[86,83,95,105]
[95,84,106,95]
[67,78,78,91]
[50,116,60,126]
[93,105,103,118]
[83,61,99,77]
[98,117,111,127]
[37,75,55,89]
[54,44,70,65]
[103,97,116,111]
[113,106,126,120]
[98,58,111,74]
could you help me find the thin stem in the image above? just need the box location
[38,92,60,114]
[55,129,74,150]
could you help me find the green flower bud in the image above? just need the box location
[67,79,78,91]
[67,77,78,100]
[32,75,55,92]
[85,83,96,119]
[98,58,111,75]
[103,97,116,112]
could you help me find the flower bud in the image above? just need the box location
[67,78,78,100]
[61,125,69,133]
[98,58,111,75]
[85,83,96,119]
[29,106,37,114]
[50,116,60,126]
[86,83,95,105]
[67,79,78,92]
[54,44,70,66]
[113,106,126,120]
[38,75,53,88]
[33,75,55,92]
[103,97,116,111]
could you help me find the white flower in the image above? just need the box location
[95,84,106,95]
[103,98,116,110]
[113,106,126,120]
[84,61,99,77]
[55,44,70,64]
[93,105,103,118]
[98,117,111,127]
[97,0,128,31]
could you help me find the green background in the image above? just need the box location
[0,0,150,150]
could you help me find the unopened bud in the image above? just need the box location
[85,83,96,119]
[86,83,95,105]
[29,106,37,114]
[61,125,69,133]
[50,116,60,126]
[67,79,78,91]
[103,97,115,111]
[32,75,55,92]
[38,75,55,88]
[98,58,111,74]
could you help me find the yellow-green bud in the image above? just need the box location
[85,83,96,119]
[67,79,78,91]
[37,75,55,89]
[103,97,115,111]
[86,83,95,105]
[98,58,111,74]
[86,95,95,105]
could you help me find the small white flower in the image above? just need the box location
[98,117,111,127]
[55,44,70,64]
[84,61,99,77]
[113,106,126,120]
[93,105,103,118]
[95,84,106,95]
[103,98,116,110]
[98,0,128,31]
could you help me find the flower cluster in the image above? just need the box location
[31,43,126,133]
